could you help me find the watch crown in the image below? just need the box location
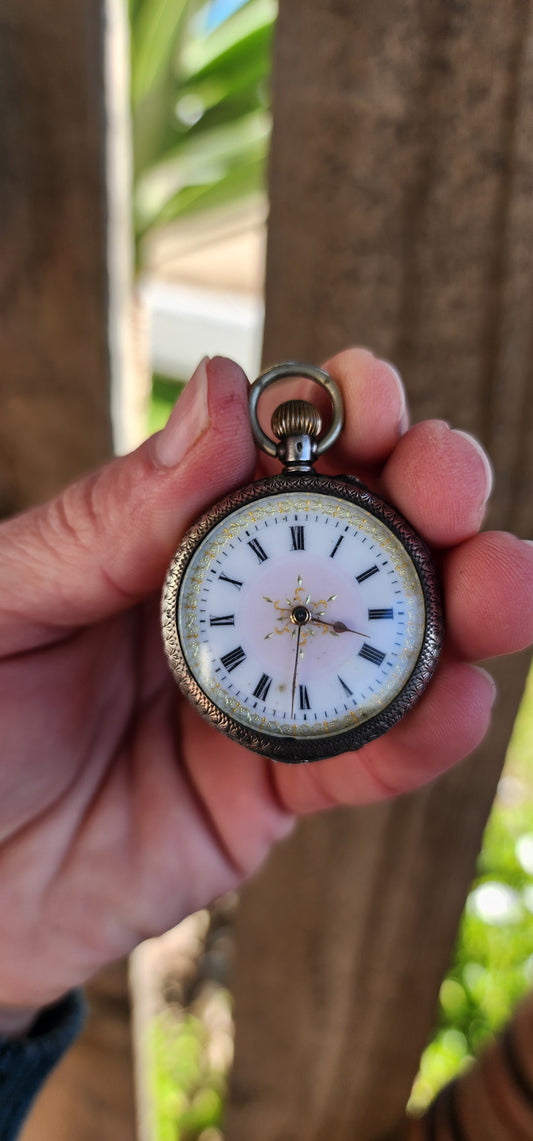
[271,400,322,441]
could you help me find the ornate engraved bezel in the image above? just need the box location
[161,472,443,764]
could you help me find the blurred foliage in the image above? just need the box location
[149,375,185,434]
[130,0,275,260]
[151,995,230,1141]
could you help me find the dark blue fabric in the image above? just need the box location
[0,990,85,1140]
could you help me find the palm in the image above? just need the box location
[0,592,292,1007]
[0,351,531,1012]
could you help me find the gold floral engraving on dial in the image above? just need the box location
[263,576,340,645]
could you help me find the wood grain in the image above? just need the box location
[0,2,113,513]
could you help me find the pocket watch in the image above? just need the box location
[161,362,443,763]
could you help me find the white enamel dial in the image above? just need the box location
[176,491,426,742]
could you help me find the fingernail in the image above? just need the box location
[379,358,409,434]
[474,666,497,707]
[453,430,493,503]
[154,357,210,468]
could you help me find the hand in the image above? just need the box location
[310,617,367,636]
[0,350,531,1028]
[290,624,303,718]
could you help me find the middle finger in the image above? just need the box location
[254,347,408,479]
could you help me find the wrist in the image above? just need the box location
[0,1005,40,1038]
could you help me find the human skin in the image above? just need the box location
[0,348,532,1036]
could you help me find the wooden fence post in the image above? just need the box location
[0,3,136,1139]
[226,2,533,1138]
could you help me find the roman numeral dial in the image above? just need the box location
[219,573,243,589]
[172,489,430,750]
[358,643,386,667]
[290,525,305,550]
[338,676,353,697]
[356,564,379,584]
[253,673,272,701]
[220,646,246,673]
[330,535,344,558]
[299,685,311,710]
[248,538,268,563]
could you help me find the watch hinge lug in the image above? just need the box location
[277,434,318,472]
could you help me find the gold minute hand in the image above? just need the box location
[290,624,302,719]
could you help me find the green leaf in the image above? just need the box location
[137,152,265,244]
[182,0,276,78]
[179,26,273,116]
[131,0,276,247]
[134,109,269,233]
[131,0,190,105]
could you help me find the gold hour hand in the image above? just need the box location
[311,617,368,636]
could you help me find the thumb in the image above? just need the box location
[0,357,256,653]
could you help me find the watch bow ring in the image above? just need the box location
[161,362,443,763]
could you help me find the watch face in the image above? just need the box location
[162,476,442,762]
